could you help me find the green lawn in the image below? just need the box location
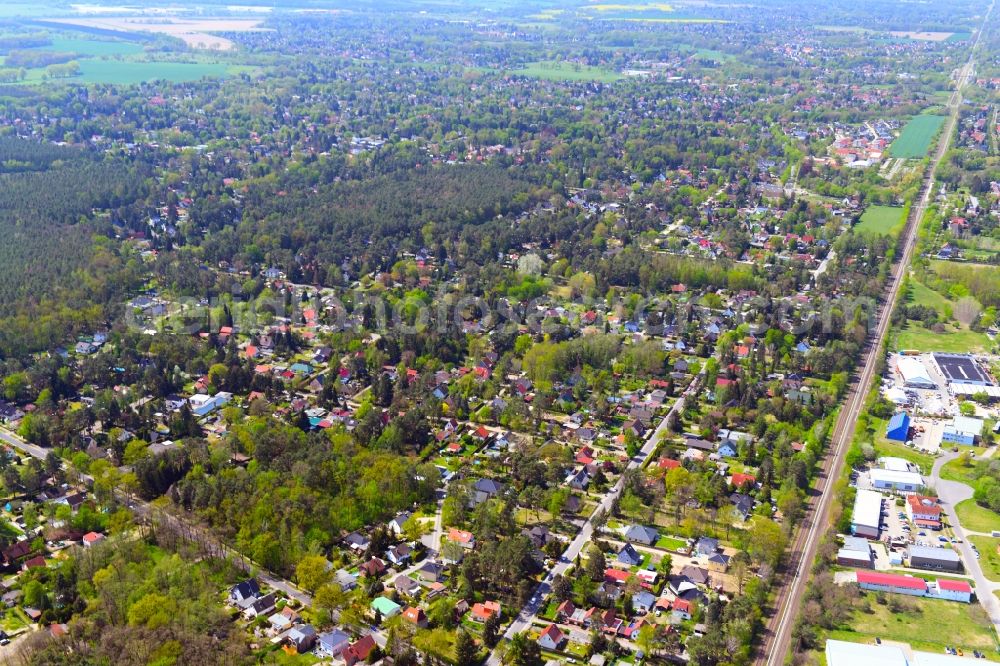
[893,322,991,353]
[956,500,1000,534]
[907,280,952,314]
[826,591,1000,657]
[970,536,1000,581]
[655,535,688,551]
[940,456,980,484]
[856,205,906,236]
[890,115,947,158]
[508,61,621,82]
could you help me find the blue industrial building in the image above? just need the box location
[886,412,910,442]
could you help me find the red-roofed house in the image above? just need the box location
[403,606,429,627]
[671,598,692,621]
[658,458,681,470]
[82,532,105,548]
[343,635,377,666]
[470,601,501,623]
[538,624,565,651]
[731,473,757,489]
[448,528,476,549]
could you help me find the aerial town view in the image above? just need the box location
[0,0,995,665]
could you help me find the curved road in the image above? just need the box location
[930,452,1000,634]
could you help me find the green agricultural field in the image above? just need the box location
[31,37,144,57]
[509,61,621,82]
[956,500,1000,534]
[75,61,237,85]
[856,205,905,235]
[890,115,946,158]
[826,592,1000,657]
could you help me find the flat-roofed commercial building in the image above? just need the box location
[851,489,882,538]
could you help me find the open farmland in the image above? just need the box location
[29,37,143,57]
[40,17,270,51]
[889,31,956,41]
[890,114,947,158]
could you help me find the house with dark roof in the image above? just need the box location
[229,578,261,605]
[617,543,643,567]
[623,525,659,546]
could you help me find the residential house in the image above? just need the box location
[472,478,505,505]
[243,593,276,619]
[389,511,413,535]
[288,625,317,653]
[471,601,501,623]
[81,532,105,548]
[624,525,659,546]
[317,630,351,658]
[268,606,299,633]
[394,575,421,597]
[371,596,402,620]
[632,590,657,614]
[343,635,377,666]
[448,528,476,549]
[538,624,566,651]
[566,468,591,490]
[334,569,358,592]
[359,558,386,578]
[617,543,643,567]
[417,561,445,583]
[403,606,429,628]
[229,579,262,606]
[729,493,754,520]
[386,544,412,566]
[672,598,693,621]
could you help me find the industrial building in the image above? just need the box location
[870,468,923,492]
[851,489,882,538]
[941,415,984,446]
[826,640,980,665]
[908,544,962,572]
[951,383,1000,401]
[856,570,927,597]
[886,412,911,441]
[898,356,937,389]
[933,353,991,386]
[836,536,874,569]
[932,578,972,603]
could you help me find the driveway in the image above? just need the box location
[930,451,1000,637]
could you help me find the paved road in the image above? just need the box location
[758,7,994,662]
[930,452,1000,634]
[485,370,705,666]
[0,427,314,607]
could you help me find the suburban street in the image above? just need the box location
[485,369,705,666]
[757,4,995,662]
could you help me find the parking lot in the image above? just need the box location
[910,417,945,454]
